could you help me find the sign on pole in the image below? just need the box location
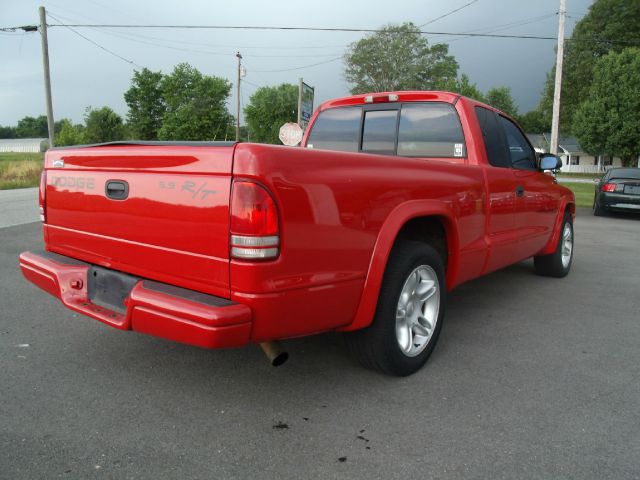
[279,122,303,146]
[297,78,315,130]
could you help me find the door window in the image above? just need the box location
[498,116,537,170]
[475,106,510,168]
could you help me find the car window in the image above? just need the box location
[609,168,640,180]
[498,116,537,170]
[306,106,361,152]
[362,110,398,153]
[397,103,466,157]
[475,106,510,168]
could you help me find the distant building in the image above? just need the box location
[525,133,625,173]
[0,138,48,153]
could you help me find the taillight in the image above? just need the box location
[230,181,279,260]
[601,183,623,192]
[39,170,47,222]
[364,93,399,104]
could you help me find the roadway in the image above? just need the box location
[1,191,639,479]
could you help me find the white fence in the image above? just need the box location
[560,164,616,174]
[0,139,47,153]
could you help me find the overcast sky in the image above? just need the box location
[0,0,593,126]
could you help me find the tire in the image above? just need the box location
[345,241,446,376]
[593,196,605,216]
[534,212,574,277]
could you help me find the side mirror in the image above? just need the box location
[539,153,562,171]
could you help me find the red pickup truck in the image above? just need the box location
[20,91,575,375]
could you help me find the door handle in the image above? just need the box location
[515,185,525,197]
[105,180,129,200]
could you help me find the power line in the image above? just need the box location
[250,56,343,73]
[81,26,342,58]
[47,13,142,68]
[442,12,558,44]
[42,10,348,53]
[42,23,562,41]
[420,0,480,27]
[93,27,348,51]
[242,79,264,89]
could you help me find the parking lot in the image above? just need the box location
[1,209,639,479]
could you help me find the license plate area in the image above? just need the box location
[88,266,139,314]
[624,185,640,195]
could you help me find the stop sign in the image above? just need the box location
[279,122,303,146]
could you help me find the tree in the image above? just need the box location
[0,125,17,139]
[573,48,640,167]
[124,68,165,140]
[56,119,85,146]
[517,109,550,134]
[436,74,485,102]
[15,115,48,138]
[344,22,458,93]
[83,106,125,144]
[485,87,518,117]
[244,84,298,144]
[158,63,234,141]
[54,119,66,136]
[539,0,640,132]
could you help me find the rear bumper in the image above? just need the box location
[599,192,640,211]
[19,250,252,349]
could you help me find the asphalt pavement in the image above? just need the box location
[0,187,39,228]
[1,210,639,479]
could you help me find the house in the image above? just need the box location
[525,133,625,173]
[0,138,48,153]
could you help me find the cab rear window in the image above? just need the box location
[306,106,361,152]
[397,103,465,157]
[306,102,465,158]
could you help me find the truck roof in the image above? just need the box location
[316,91,462,112]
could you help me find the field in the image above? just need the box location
[0,152,44,189]
[561,181,596,208]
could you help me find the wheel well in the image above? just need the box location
[395,217,448,271]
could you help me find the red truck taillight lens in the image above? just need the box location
[39,170,47,222]
[230,181,279,260]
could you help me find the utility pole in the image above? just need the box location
[39,6,55,147]
[550,0,566,155]
[297,77,303,126]
[236,52,242,142]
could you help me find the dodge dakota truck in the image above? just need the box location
[19,91,575,376]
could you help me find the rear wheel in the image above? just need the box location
[593,195,605,216]
[345,241,445,376]
[534,212,573,277]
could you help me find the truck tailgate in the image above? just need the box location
[43,143,235,298]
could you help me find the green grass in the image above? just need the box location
[0,152,44,189]
[556,172,601,179]
[563,182,596,208]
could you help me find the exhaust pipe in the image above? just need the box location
[260,341,288,367]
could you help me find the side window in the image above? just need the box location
[498,116,537,170]
[306,106,361,152]
[397,103,466,157]
[475,106,510,168]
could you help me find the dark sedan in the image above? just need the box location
[594,167,640,216]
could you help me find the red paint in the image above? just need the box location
[21,92,575,350]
